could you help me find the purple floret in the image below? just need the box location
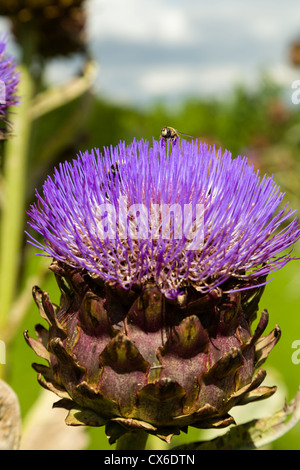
[27,138,300,298]
[0,35,19,123]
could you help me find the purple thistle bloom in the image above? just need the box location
[0,35,19,127]
[27,138,300,299]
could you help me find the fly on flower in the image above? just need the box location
[160,126,193,142]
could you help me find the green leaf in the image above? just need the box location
[65,406,106,427]
[172,389,300,450]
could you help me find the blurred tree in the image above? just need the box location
[0,0,87,60]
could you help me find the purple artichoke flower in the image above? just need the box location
[0,35,19,135]
[25,138,300,445]
[27,139,299,297]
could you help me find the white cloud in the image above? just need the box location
[135,62,262,103]
[267,63,299,87]
[139,67,193,95]
[87,0,198,45]
[86,0,300,106]
[87,0,300,48]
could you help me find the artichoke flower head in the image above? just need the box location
[25,138,300,444]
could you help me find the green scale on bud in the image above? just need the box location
[25,261,280,444]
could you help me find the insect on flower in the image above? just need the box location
[160,126,193,142]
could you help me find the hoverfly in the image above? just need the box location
[160,126,193,143]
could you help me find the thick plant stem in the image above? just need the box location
[0,66,33,336]
[116,431,148,451]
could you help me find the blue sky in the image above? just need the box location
[2,0,300,108]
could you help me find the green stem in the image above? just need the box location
[0,66,33,334]
[0,25,36,380]
[116,431,148,451]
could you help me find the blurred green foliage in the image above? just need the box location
[1,74,300,450]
